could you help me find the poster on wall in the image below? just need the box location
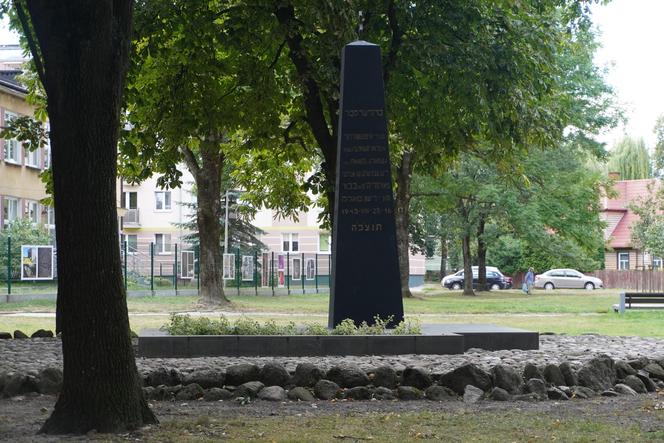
[222,253,235,280]
[21,245,54,280]
[241,256,254,281]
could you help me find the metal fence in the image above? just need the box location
[1,236,331,297]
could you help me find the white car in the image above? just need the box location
[534,269,603,290]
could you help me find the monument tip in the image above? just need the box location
[347,40,377,46]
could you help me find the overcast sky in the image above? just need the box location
[0,2,661,151]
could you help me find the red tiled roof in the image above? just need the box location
[601,179,659,248]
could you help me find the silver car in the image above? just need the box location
[534,268,603,290]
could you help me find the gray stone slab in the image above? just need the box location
[320,336,369,356]
[366,335,415,355]
[415,334,464,355]
[236,336,289,356]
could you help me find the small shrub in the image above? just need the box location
[331,318,357,335]
[392,317,422,335]
[303,323,330,335]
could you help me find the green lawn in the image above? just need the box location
[2,285,664,337]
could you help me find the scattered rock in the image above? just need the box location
[615,360,637,379]
[600,390,619,397]
[326,365,369,388]
[175,383,204,401]
[371,366,399,389]
[397,386,423,400]
[643,362,664,381]
[571,386,597,399]
[613,383,637,396]
[488,387,511,401]
[287,386,315,402]
[543,364,565,387]
[525,378,547,400]
[36,368,62,395]
[425,385,457,401]
[260,363,290,387]
[226,364,260,386]
[622,375,647,394]
[291,363,324,388]
[30,330,53,338]
[559,362,578,387]
[314,380,340,400]
[401,367,432,390]
[0,332,12,340]
[463,385,484,403]
[258,386,286,402]
[13,330,28,340]
[234,381,264,399]
[373,386,396,400]
[577,356,615,392]
[635,371,657,392]
[345,386,372,400]
[440,364,492,395]
[547,387,569,400]
[182,369,225,389]
[491,365,523,395]
[204,387,233,401]
[523,363,543,381]
[145,368,182,387]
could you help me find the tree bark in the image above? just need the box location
[183,140,229,305]
[395,152,413,298]
[477,216,487,290]
[25,1,157,434]
[439,230,447,280]
[461,231,475,296]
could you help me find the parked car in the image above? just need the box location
[441,267,512,290]
[534,269,603,290]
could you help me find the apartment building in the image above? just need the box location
[0,70,53,235]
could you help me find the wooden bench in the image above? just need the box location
[614,292,664,314]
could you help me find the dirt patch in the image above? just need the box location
[2,393,664,442]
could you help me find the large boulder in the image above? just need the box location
[36,368,63,395]
[145,368,182,387]
[525,378,547,400]
[175,383,204,401]
[258,386,286,402]
[13,330,28,339]
[31,329,54,338]
[204,387,233,401]
[425,386,457,401]
[371,366,399,389]
[558,362,578,387]
[627,358,649,371]
[291,363,324,388]
[543,364,566,387]
[1,373,30,398]
[577,356,616,392]
[314,380,340,400]
[488,387,511,401]
[622,375,647,394]
[613,383,637,396]
[182,369,225,389]
[491,365,523,394]
[260,363,290,387]
[397,386,423,400]
[463,385,484,403]
[345,386,372,400]
[326,365,369,388]
[523,363,543,381]
[374,386,396,400]
[226,364,260,386]
[571,386,597,399]
[546,387,569,401]
[401,367,432,390]
[643,363,664,381]
[615,360,637,379]
[635,370,657,392]
[440,364,492,395]
[287,386,315,402]
[0,332,12,339]
[234,381,264,399]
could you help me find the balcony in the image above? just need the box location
[123,208,140,226]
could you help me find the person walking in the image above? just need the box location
[525,267,535,295]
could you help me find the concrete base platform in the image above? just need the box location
[138,324,538,358]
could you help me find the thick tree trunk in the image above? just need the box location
[186,140,229,305]
[461,232,475,296]
[26,1,157,434]
[395,152,413,298]
[477,216,487,290]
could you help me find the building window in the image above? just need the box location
[155,191,171,211]
[306,258,315,280]
[318,233,331,253]
[292,258,301,280]
[282,233,299,252]
[3,111,20,164]
[618,252,630,270]
[127,234,138,253]
[155,233,171,253]
[25,148,40,168]
[653,256,663,270]
[2,197,19,228]
[26,201,39,224]
[123,191,138,209]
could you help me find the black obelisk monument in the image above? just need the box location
[328,41,404,328]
